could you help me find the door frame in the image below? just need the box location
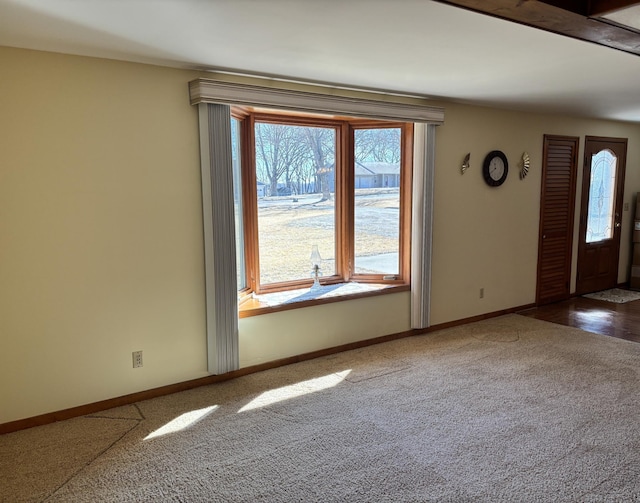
[575,135,627,295]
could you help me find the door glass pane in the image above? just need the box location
[586,149,617,243]
[231,118,246,290]
[255,122,336,285]
[353,128,401,275]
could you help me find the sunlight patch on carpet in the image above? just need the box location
[144,405,218,440]
[238,370,351,412]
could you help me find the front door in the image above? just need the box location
[576,136,627,295]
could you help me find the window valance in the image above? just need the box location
[189,77,444,124]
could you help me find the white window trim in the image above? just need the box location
[189,77,445,124]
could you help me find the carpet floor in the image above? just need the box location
[3,314,640,502]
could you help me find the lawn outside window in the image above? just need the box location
[232,108,413,315]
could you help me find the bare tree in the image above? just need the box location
[303,126,335,201]
[354,128,401,163]
[254,124,400,196]
[295,156,316,194]
[255,123,308,196]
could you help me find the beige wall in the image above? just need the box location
[239,292,411,368]
[431,105,640,323]
[1,46,639,424]
[0,48,207,422]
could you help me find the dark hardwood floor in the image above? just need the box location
[519,293,640,343]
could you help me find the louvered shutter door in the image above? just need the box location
[536,136,579,305]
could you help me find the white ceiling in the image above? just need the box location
[2,0,640,122]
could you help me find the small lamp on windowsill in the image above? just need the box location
[310,245,323,289]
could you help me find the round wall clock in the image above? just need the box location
[482,150,508,187]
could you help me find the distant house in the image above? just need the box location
[302,162,400,193]
[355,161,400,188]
[256,181,267,198]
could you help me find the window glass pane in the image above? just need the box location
[255,122,336,285]
[231,118,246,290]
[586,149,617,243]
[353,128,401,275]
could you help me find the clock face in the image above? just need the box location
[483,151,508,187]
[489,157,505,181]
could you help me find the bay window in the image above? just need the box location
[233,109,413,302]
[192,77,442,372]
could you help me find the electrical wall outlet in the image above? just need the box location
[132,350,143,368]
[479,288,484,299]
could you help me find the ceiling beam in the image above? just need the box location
[537,0,640,16]
[537,1,588,16]
[589,0,640,17]
[433,0,640,57]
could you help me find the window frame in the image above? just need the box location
[250,112,345,294]
[348,121,413,285]
[231,109,254,303]
[233,107,414,302]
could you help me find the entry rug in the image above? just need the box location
[583,288,640,304]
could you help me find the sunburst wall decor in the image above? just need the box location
[461,153,470,174]
[519,152,530,180]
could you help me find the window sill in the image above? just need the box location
[238,282,409,318]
